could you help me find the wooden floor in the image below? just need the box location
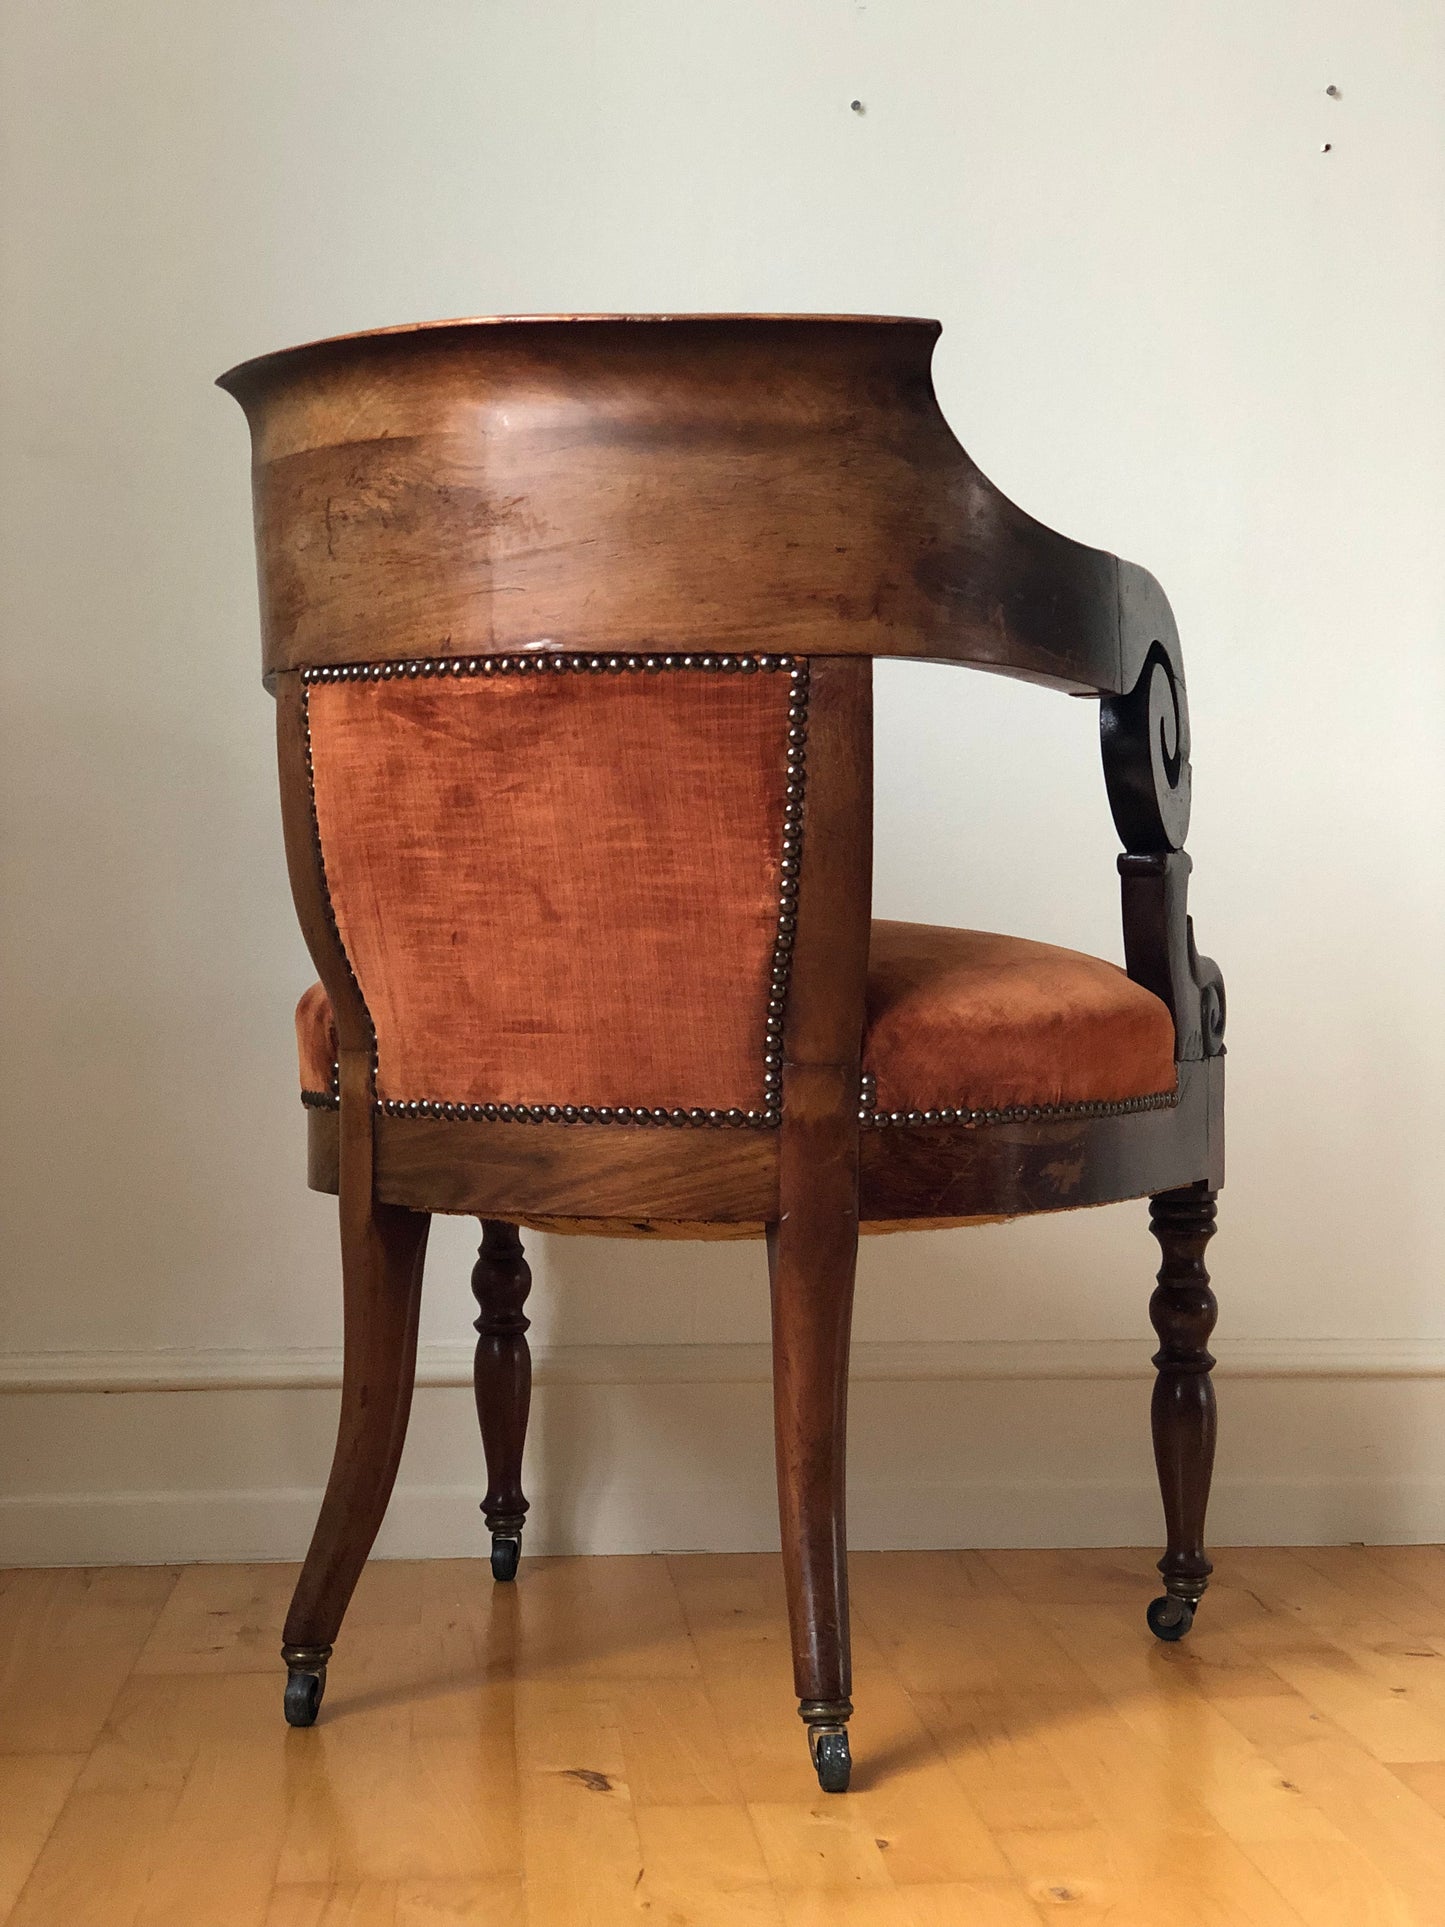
[4,1549,1445,1924]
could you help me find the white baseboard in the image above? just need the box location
[5,1334,1445,1395]
[5,1339,1445,1565]
[4,1476,1442,1570]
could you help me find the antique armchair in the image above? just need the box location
[220,314,1225,1794]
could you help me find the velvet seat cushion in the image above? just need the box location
[297,919,1175,1118]
[862,920,1175,1116]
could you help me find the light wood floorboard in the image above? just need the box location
[1,1549,1442,1924]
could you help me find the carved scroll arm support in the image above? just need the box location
[1100,579,1225,1064]
[1116,852,1225,1063]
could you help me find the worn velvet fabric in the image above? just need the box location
[863,920,1175,1113]
[298,914,1175,1113]
[295,981,335,1094]
[305,671,792,1111]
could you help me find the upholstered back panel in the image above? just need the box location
[303,655,802,1120]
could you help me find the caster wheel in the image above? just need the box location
[490,1533,521,1582]
[1146,1595,1196,1643]
[810,1727,852,1795]
[284,1666,325,1727]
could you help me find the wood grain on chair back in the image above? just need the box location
[218,313,1133,694]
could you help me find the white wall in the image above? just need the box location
[4,1,1444,1563]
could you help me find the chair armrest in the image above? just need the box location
[1101,572,1225,1064]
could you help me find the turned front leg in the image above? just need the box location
[1146,1183,1218,1639]
[471,1220,533,1581]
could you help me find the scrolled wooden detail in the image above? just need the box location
[1100,641,1191,857]
[1103,606,1224,1067]
[1190,920,1227,1059]
[1116,855,1226,1065]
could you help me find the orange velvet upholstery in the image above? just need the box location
[863,920,1175,1116]
[296,982,335,1096]
[305,665,792,1114]
[298,919,1175,1115]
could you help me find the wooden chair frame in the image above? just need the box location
[221,315,1225,1789]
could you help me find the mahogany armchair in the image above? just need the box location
[220,314,1225,1794]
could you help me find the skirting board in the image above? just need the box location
[6,1335,1445,1394]
[5,1339,1445,1565]
[6,1477,1445,1570]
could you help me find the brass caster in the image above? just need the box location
[283,1665,326,1726]
[281,1643,331,1726]
[1146,1594,1197,1643]
[809,1725,852,1794]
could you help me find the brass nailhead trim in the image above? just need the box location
[300,652,806,1130]
[854,1086,1180,1127]
[301,653,795,685]
[303,1084,1181,1128]
[372,1098,775,1128]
